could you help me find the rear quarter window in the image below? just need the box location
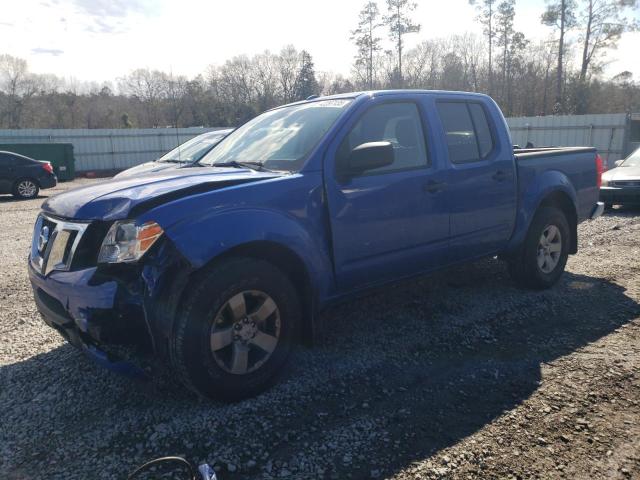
[468,103,494,158]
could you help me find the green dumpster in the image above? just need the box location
[0,143,75,181]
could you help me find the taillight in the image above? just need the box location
[42,162,53,174]
[595,154,604,189]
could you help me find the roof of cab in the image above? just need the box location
[276,89,493,110]
[317,89,491,100]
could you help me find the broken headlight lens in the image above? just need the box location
[98,220,163,263]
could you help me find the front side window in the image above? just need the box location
[437,101,495,164]
[338,102,429,175]
[200,99,352,171]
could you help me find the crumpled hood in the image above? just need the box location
[113,161,186,179]
[602,165,640,182]
[42,167,280,221]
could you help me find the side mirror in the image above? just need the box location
[614,159,624,168]
[345,141,394,175]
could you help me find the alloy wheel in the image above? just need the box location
[17,180,37,198]
[209,290,281,375]
[537,224,562,274]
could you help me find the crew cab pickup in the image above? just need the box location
[28,90,605,400]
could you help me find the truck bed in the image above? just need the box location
[513,146,599,224]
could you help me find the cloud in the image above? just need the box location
[72,0,155,18]
[67,0,158,35]
[31,48,65,56]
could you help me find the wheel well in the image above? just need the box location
[191,241,316,345]
[539,191,578,254]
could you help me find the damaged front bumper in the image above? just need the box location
[28,262,149,378]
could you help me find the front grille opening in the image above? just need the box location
[72,221,111,270]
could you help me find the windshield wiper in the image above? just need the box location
[212,161,272,172]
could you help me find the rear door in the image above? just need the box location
[435,99,517,261]
[324,95,450,291]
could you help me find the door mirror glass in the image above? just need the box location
[347,141,394,174]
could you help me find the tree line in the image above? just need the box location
[0,0,638,130]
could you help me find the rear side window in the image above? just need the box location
[437,101,495,164]
[339,102,429,175]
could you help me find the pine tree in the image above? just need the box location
[294,51,319,100]
[542,0,578,113]
[383,0,421,87]
[351,1,383,89]
[469,0,497,95]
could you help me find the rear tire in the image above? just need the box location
[170,257,300,402]
[508,206,570,290]
[12,178,39,199]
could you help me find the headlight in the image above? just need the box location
[600,177,609,187]
[98,220,163,264]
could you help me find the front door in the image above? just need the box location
[324,97,450,291]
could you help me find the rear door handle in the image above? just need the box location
[424,180,446,193]
[492,170,507,182]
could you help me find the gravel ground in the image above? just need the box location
[1,179,639,480]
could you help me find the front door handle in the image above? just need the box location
[424,180,446,193]
[492,170,507,182]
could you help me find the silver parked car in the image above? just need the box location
[600,147,640,207]
[114,129,233,179]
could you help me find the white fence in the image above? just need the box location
[0,127,220,172]
[505,113,634,165]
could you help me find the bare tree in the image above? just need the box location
[383,0,421,87]
[118,69,167,126]
[163,73,188,127]
[578,0,638,81]
[277,46,301,103]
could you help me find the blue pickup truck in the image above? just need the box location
[28,90,604,400]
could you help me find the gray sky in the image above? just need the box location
[2,0,638,85]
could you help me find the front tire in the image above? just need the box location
[508,206,570,290]
[171,257,300,401]
[12,178,39,199]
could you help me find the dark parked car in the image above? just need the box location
[114,129,233,178]
[600,147,640,207]
[0,151,57,199]
[29,90,603,401]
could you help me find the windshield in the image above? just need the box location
[157,132,227,163]
[199,99,352,171]
[620,148,640,167]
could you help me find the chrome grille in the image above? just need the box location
[611,180,640,187]
[30,214,89,275]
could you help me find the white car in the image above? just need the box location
[115,129,233,178]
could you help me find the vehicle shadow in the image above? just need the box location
[1,259,638,479]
